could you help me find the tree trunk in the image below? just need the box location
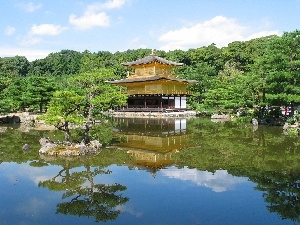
[39,102,43,113]
[82,92,94,144]
[64,121,71,142]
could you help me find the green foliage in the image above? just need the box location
[28,50,82,76]
[39,90,85,141]
[1,30,300,114]
[39,68,127,142]
[69,68,127,143]
[252,31,300,106]
[0,75,57,112]
[40,91,84,126]
[203,61,251,110]
[69,68,127,112]
[286,117,297,125]
[0,56,29,78]
[22,75,58,112]
[89,123,115,147]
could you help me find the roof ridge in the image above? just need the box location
[122,55,183,67]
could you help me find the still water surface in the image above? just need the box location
[0,117,300,225]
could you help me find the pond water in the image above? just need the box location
[1,117,300,225]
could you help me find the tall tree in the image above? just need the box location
[204,61,250,111]
[0,75,57,112]
[28,50,82,77]
[69,68,127,144]
[39,90,85,142]
[23,75,58,112]
[251,31,300,109]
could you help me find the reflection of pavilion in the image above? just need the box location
[113,118,193,170]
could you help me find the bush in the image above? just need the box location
[286,117,297,125]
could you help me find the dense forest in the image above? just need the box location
[1,30,300,116]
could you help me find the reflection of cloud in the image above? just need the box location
[161,167,248,192]
[16,197,46,218]
[3,163,59,185]
[115,205,143,218]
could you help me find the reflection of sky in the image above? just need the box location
[0,163,294,225]
[2,162,61,185]
[161,166,248,192]
[0,162,93,225]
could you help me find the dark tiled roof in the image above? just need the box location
[122,55,184,66]
[109,76,197,84]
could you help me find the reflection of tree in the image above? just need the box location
[177,118,300,223]
[39,163,129,222]
[0,127,63,164]
[57,182,128,222]
[252,171,300,223]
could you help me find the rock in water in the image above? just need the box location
[22,144,31,151]
[251,118,258,126]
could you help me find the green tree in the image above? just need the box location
[69,68,127,144]
[39,90,85,142]
[23,76,57,112]
[1,75,57,112]
[204,61,250,111]
[190,44,224,72]
[250,31,300,109]
[0,56,30,111]
[28,50,82,77]
[0,56,29,78]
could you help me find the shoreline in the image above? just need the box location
[107,110,197,118]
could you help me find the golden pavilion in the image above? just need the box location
[109,50,197,111]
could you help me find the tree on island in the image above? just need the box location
[40,68,127,144]
[68,68,127,144]
[39,90,84,142]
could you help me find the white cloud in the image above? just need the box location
[30,24,67,36]
[0,46,53,61]
[127,37,147,49]
[16,1,42,13]
[16,24,67,48]
[5,26,16,36]
[69,12,110,30]
[159,16,280,51]
[245,30,280,40]
[161,167,248,192]
[19,35,43,46]
[69,0,128,30]
[87,0,127,11]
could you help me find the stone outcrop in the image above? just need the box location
[0,115,20,124]
[38,137,102,156]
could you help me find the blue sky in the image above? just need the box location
[1,0,300,61]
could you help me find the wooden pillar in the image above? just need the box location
[144,96,146,108]
[180,96,181,109]
[160,97,162,108]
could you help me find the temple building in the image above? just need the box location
[109,51,197,111]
